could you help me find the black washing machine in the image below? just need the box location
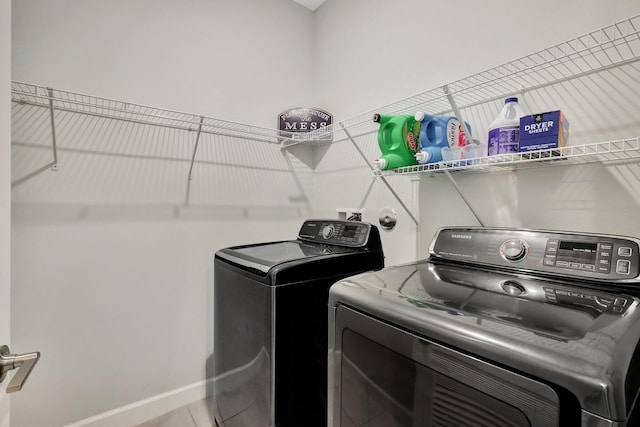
[213,219,384,427]
[329,227,640,427]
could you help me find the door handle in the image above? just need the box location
[0,345,40,393]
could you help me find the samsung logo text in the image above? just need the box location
[451,234,473,240]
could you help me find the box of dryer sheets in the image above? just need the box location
[518,110,569,152]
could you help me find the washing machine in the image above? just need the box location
[213,219,384,427]
[329,227,640,427]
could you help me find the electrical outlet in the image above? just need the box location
[337,208,365,221]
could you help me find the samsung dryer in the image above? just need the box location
[329,227,640,427]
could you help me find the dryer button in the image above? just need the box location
[616,260,631,275]
[619,247,633,257]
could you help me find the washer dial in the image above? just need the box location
[321,224,335,239]
[500,239,528,262]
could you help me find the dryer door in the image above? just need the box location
[330,305,563,427]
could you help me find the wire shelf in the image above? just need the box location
[286,14,640,146]
[379,138,640,176]
[11,81,299,144]
[13,14,640,150]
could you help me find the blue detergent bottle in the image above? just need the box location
[414,112,472,164]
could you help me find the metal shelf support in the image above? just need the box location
[11,87,59,187]
[184,116,204,207]
[341,124,420,229]
[47,87,59,171]
[442,84,486,227]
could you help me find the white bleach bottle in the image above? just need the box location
[488,97,524,156]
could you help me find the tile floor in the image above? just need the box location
[134,397,216,427]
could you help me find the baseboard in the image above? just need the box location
[64,379,212,427]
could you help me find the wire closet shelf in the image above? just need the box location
[10,14,640,176]
[10,81,301,145]
[379,138,640,176]
[290,14,640,176]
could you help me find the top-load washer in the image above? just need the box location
[329,227,640,427]
[213,219,384,427]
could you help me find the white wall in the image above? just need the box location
[312,0,640,257]
[313,0,640,121]
[1,0,11,426]
[10,1,640,426]
[11,1,316,426]
[12,0,315,128]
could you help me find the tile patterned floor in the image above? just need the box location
[133,397,216,427]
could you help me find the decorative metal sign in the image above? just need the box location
[278,107,333,141]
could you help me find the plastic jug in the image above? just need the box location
[373,113,420,170]
[414,112,471,164]
[488,97,525,156]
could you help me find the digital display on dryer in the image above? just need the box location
[557,241,598,263]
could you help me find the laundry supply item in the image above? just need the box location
[519,110,570,152]
[414,112,471,164]
[488,97,525,156]
[373,113,420,170]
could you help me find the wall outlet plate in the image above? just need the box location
[337,208,365,221]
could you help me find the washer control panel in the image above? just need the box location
[298,220,373,248]
[430,227,640,283]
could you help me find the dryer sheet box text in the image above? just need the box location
[519,110,569,152]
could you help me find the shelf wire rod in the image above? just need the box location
[280,150,312,214]
[10,162,58,188]
[340,123,419,228]
[358,178,376,211]
[184,116,204,207]
[443,169,483,228]
[443,85,474,145]
[47,88,59,170]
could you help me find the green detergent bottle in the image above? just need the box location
[373,113,420,170]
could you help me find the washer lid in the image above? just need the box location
[216,240,356,274]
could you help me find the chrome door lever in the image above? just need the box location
[0,345,40,393]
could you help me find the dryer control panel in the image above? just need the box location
[430,227,640,283]
[298,220,376,248]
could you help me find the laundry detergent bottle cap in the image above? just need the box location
[415,151,429,163]
[373,113,419,170]
[414,111,428,122]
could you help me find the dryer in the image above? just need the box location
[329,227,640,427]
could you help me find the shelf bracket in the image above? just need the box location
[184,116,204,207]
[443,170,485,227]
[47,87,59,171]
[281,149,312,214]
[442,85,485,227]
[341,123,420,229]
[442,85,474,147]
[358,178,375,211]
[11,87,59,188]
